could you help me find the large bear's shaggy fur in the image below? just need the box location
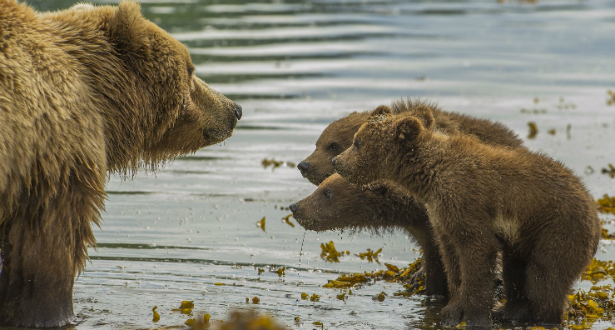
[333,107,600,327]
[0,1,241,327]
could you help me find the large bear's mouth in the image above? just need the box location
[202,103,242,145]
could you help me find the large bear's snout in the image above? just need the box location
[233,103,242,120]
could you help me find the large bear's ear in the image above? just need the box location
[394,115,423,142]
[410,105,435,130]
[107,1,150,60]
[368,105,393,120]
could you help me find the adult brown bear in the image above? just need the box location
[0,1,241,327]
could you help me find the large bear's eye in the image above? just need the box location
[353,138,363,149]
[187,65,195,77]
[323,189,331,199]
[329,142,339,151]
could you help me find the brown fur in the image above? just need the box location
[290,173,448,297]
[0,1,240,327]
[298,99,523,186]
[333,107,600,327]
[294,100,523,298]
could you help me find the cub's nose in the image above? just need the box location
[297,161,309,175]
[233,103,243,120]
[289,204,298,213]
[331,157,337,166]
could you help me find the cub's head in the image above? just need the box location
[288,174,394,232]
[333,105,434,186]
[298,112,368,185]
[290,174,424,232]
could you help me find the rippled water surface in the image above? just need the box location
[15,0,615,328]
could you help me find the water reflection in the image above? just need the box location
[13,0,615,329]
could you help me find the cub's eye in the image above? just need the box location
[329,143,339,151]
[187,65,195,77]
[323,189,331,198]
[353,138,363,148]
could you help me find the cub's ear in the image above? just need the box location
[108,1,150,60]
[394,116,423,142]
[411,105,435,130]
[368,105,393,120]
[365,181,390,195]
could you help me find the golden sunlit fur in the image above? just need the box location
[0,1,240,327]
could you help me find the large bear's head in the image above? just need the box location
[48,2,242,173]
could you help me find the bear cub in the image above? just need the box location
[298,99,524,186]
[333,106,600,327]
[293,100,524,298]
[290,173,449,297]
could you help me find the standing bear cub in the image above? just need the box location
[0,1,241,327]
[293,100,524,298]
[333,106,600,327]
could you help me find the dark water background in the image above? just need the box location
[13,0,615,328]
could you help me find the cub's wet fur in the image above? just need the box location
[295,100,524,298]
[290,173,448,297]
[333,106,600,328]
[298,99,523,186]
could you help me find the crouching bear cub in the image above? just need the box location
[289,173,450,297]
[293,100,524,298]
[333,106,600,327]
[0,1,241,327]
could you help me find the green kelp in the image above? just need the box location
[527,122,538,139]
[355,247,382,264]
[602,164,615,179]
[185,314,211,329]
[582,259,615,284]
[152,306,160,322]
[261,158,296,171]
[220,310,289,330]
[172,300,194,315]
[598,195,615,215]
[565,285,615,329]
[281,213,295,227]
[256,216,266,232]
[602,225,615,239]
[322,259,425,297]
[320,241,349,263]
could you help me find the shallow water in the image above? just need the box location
[10,0,615,328]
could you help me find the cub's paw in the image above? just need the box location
[492,303,529,322]
[409,266,425,288]
[441,301,463,327]
[464,309,492,328]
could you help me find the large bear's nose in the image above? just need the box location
[289,204,298,213]
[297,161,309,175]
[331,157,337,166]
[233,103,242,120]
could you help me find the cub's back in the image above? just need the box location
[392,99,524,149]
